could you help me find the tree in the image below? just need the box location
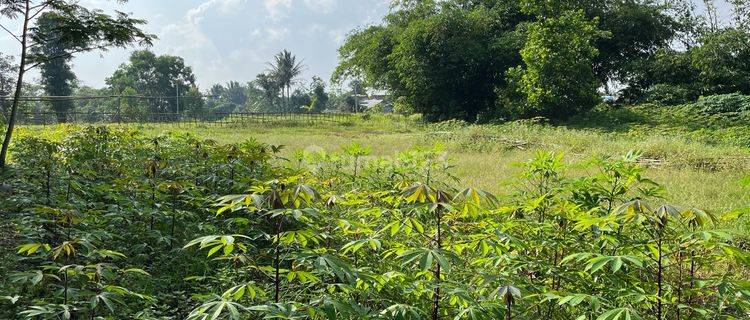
[0,0,154,170]
[254,73,281,111]
[691,28,750,95]
[268,50,304,112]
[730,0,750,31]
[224,81,247,106]
[309,76,329,112]
[510,10,605,119]
[33,12,76,123]
[204,81,251,113]
[592,1,676,86]
[335,2,524,122]
[106,50,198,114]
[334,0,679,121]
[348,79,366,112]
[0,53,16,119]
[290,88,312,112]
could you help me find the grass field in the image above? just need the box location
[15,105,750,230]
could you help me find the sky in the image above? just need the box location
[0,0,738,91]
[0,0,391,89]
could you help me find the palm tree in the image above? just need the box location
[225,81,247,106]
[268,50,304,112]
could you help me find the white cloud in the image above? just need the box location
[303,0,336,13]
[300,23,326,37]
[186,0,246,25]
[266,27,290,41]
[264,0,292,20]
[19,0,395,88]
[328,28,349,44]
[157,0,255,86]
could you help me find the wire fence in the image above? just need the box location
[3,111,358,126]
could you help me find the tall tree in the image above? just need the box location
[33,12,76,123]
[691,28,750,95]
[334,0,677,121]
[309,76,329,112]
[268,50,304,112]
[510,10,605,119]
[729,0,750,30]
[224,81,247,106]
[106,50,198,113]
[254,73,280,111]
[0,0,154,170]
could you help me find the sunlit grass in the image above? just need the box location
[15,109,750,231]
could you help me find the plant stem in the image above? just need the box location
[45,166,51,205]
[274,217,284,303]
[0,0,30,170]
[432,207,442,320]
[657,231,663,320]
[505,294,512,320]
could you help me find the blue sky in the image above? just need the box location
[0,0,737,90]
[1,0,391,89]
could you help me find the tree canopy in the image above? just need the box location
[332,0,724,121]
[0,0,154,169]
[106,50,198,114]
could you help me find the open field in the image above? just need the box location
[16,106,750,230]
[6,105,750,319]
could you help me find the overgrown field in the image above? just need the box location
[19,105,748,221]
[2,105,749,319]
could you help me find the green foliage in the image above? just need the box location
[0,0,155,169]
[106,50,200,114]
[646,83,693,106]
[334,0,677,122]
[3,126,748,319]
[691,28,750,95]
[510,10,605,119]
[628,28,750,103]
[268,50,305,113]
[1,127,273,318]
[309,76,329,113]
[32,13,76,123]
[688,93,750,115]
[392,4,522,122]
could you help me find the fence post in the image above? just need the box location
[116,95,122,124]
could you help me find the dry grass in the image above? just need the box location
[15,110,750,231]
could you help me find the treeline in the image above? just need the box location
[333,0,750,122]
[0,13,359,124]
[3,48,359,124]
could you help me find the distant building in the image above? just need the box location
[360,94,392,112]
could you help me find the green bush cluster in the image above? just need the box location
[689,93,750,115]
[646,84,694,106]
[1,128,749,319]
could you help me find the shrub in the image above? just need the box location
[388,96,416,115]
[646,83,693,106]
[511,10,605,120]
[689,93,750,114]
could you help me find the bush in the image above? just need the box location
[646,83,693,106]
[511,10,604,120]
[689,93,750,114]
